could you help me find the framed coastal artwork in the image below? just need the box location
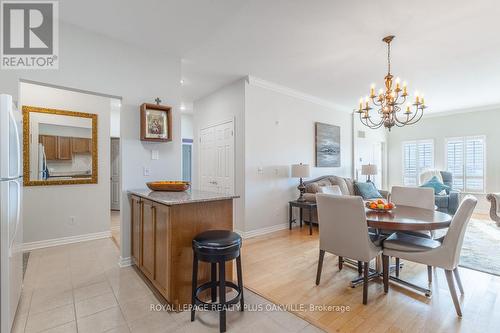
[140,103,172,142]
[315,122,340,167]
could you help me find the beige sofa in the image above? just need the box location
[302,175,389,223]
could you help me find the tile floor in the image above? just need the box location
[110,211,120,247]
[12,237,323,333]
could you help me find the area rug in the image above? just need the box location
[459,219,500,276]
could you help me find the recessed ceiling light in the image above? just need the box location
[180,79,184,85]
[180,104,186,111]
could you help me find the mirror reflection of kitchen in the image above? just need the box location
[30,112,93,181]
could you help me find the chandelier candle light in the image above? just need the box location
[355,35,427,131]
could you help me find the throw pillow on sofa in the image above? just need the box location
[318,185,342,195]
[420,176,450,194]
[354,181,383,199]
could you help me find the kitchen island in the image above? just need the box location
[128,189,239,310]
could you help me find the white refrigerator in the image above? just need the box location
[0,94,23,333]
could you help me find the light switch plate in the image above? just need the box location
[143,167,151,176]
[151,150,159,160]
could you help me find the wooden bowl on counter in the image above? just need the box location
[146,181,190,192]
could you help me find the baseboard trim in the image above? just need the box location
[22,231,112,251]
[118,256,133,267]
[239,223,289,239]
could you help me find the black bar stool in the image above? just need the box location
[191,230,244,333]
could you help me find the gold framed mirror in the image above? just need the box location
[23,106,98,186]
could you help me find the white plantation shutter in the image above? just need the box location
[418,141,434,172]
[403,142,417,185]
[446,136,485,192]
[402,140,434,186]
[446,138,464,190]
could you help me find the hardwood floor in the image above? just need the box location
[242,226,500,332]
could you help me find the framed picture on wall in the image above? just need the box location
[140,103,172,142]
[315,122,341,167]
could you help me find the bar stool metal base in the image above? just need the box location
[193,280,243,311]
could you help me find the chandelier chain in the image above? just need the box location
[387,41,391,74]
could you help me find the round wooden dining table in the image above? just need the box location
[365,205,453,231]
[349,205,454,296]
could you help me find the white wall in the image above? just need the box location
[387,107,500,212]
[193,77,354,233]
[110,99,121,138]
[193,79,246,231]
[20,83,111,243]
[0,22,181,259]
[181,113,194,139]
[353,117,388,189]
[244,81,353,232]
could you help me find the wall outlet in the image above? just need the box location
[69,216,76,226]
[257,167,264,175]
[143,167,151,176]
[151,150,159,160]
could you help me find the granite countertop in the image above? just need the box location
[128,188,239,205]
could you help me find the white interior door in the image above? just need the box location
[110,138,120,210]
[199,120,234,194]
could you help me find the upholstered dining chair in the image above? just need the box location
[315,194,388,304]
[390,186,435,280]
[391,186,435,211]
[382,195,477,317]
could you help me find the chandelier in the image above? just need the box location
[355,35,426,131]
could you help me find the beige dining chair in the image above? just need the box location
[390,186,435,280]
[382,195,477,317]
[391,186,435,211]
[315,194,388,304]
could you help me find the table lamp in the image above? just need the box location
[361,163,377,182]
[291,163,311,202]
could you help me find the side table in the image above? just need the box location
[288,200,317,235]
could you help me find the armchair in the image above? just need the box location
[420,170,460,215]
[487,193,500,227]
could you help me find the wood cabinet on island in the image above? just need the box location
[128,189,239,309]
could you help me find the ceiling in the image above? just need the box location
[62,0,500,113]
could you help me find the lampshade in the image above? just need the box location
[361,164,378,176]
[291,164,310,178]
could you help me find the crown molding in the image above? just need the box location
[424,103,500,119]
[246,76,349,112]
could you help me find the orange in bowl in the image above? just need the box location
[365,199,395,212]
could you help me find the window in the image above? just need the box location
[446,136,485,192]
[402,140,434,186]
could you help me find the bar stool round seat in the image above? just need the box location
[193,230,242,259]
[191,230,244,333]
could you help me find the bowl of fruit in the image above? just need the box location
[146,181,190,192]
[365,199,395,212]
